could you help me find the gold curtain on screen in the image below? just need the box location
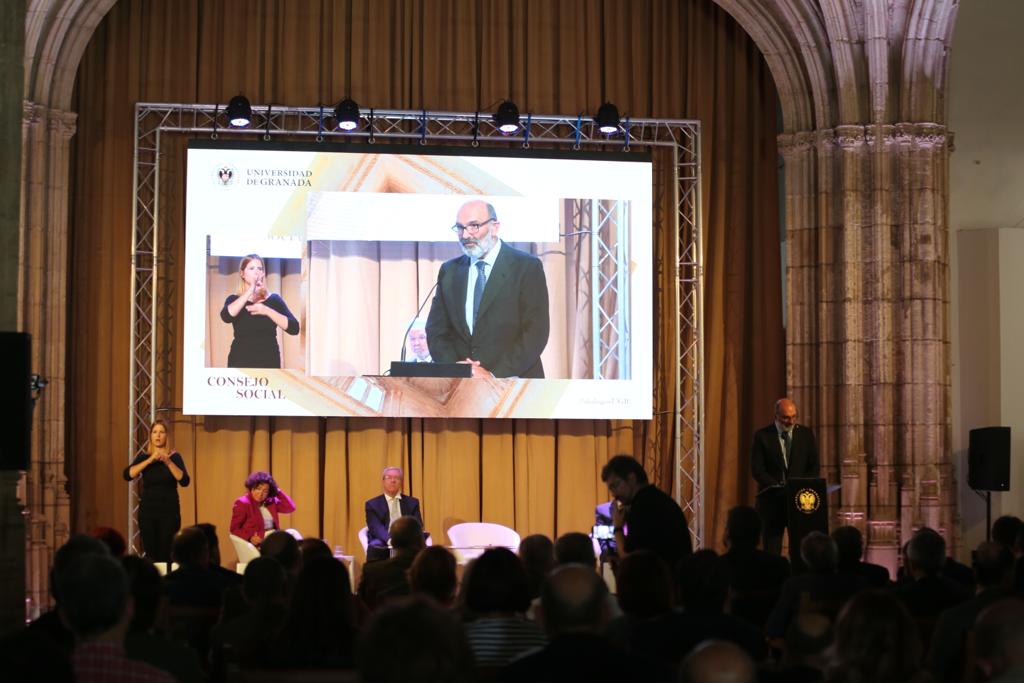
[68,0,783,563]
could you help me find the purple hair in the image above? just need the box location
[244,471,279,499]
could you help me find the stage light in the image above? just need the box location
[595,102,620,134]
[493,100,520,133]
[226,95,252,127]
[334,98,360,131]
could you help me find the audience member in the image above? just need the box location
[720,505,790,630]
[760,613,831,683]
[499,564,668,683]
[409,545,458,607]
[831,525,890,587]
[196,522,244,585]
[928,542,1015,683]
[297,537,333,563]
[974,598,1024,683]
[825,590,929,683]
[766,532,866,639]
[259,529,303,589]
[91,526,128,558]
[121,555,204,683]
[358,596,476,683]
[554,532,598,569]
[459,547,546,667]
[163,526,232,608]
[991,516,1024,553]
[678,640,757,683]
[358,516,425,610]
[519,534,555,600]
[62,554,175,683]
[210,556,288,671]
[891,527,970,647]
[270,556,357,669]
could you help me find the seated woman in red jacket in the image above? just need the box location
[230,471,296,547]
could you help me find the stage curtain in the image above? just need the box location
[68,0,783,562]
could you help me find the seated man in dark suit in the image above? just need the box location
[832,525,890,587]
[425,199,550,379]
[365,466,423,563]
[358,517,426,611]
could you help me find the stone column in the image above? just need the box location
[20,102,76,616]
[781,122,953,568]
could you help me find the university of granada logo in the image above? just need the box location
[795,488,820,514]
[215,165,236,186]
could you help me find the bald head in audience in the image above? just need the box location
[678,640,756,683]
[537,564,609,637]
[975,598,1024,681]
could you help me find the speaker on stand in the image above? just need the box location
[968,426,1012,540]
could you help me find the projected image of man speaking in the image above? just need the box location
[425,200,550,378]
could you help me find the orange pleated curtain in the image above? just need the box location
[68,0,784,565]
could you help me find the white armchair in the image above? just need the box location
[446,522,521,564]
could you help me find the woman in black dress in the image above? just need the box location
[122,420,190,562]
[220,254,300,368]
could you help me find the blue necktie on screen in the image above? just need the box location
[473,261,487,324]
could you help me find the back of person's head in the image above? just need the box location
[991,516,1024,551]
[171,526,209,568]
[284,556,355,639]
[519,534,555,597]
[675,549,729,613]
[389,516,425,552]
[678,639,757,683]
[616,549,674,619]
[554,532,597,568]
[297,537,333,563]
[242,556,287,603]
[973,541,1015,589]
[782,613,833,668]
[975,598,1024,680]
[460,547,531,615]
[409,546,458,606]
[906,527,946,577]
[600,454,649,485]
[260,530,301,575]
[195,523,222,565]
[724,506,761,550]
[121,555,161,634]
[801,532,839,574]
[50,535,110,602]
[538,564,609,637]
[59,554,130,640]
[831,526,864,568]
[91,526,127,558]
[827,590,922,683]
[358,596,475,683]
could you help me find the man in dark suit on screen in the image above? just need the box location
[751,397,820,555]
[425,199,550,378]
[365,466,423,562]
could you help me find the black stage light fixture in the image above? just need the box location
[595,102,621,134]
[493,100,520,133]
[226,95,252,127]
[334,98,360,131]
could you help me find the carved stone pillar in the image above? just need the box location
[781,122,953,569]
[20,102,76,615]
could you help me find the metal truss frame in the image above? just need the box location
[130,103,704,552]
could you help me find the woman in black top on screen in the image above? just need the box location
[220,254,300,368]
[122,420,190,562]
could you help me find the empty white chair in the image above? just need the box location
[446,522,521,564]
[358,526,369,558]
[229,534,260,570]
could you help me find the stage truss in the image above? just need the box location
[130,104,704,551]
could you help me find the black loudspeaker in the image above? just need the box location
[968,426,1011,491]
[0,332,31,471]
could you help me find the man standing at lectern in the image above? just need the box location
[425,199,549,378]
[751,398,820,555]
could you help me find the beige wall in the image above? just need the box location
[949,0,1024,555]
